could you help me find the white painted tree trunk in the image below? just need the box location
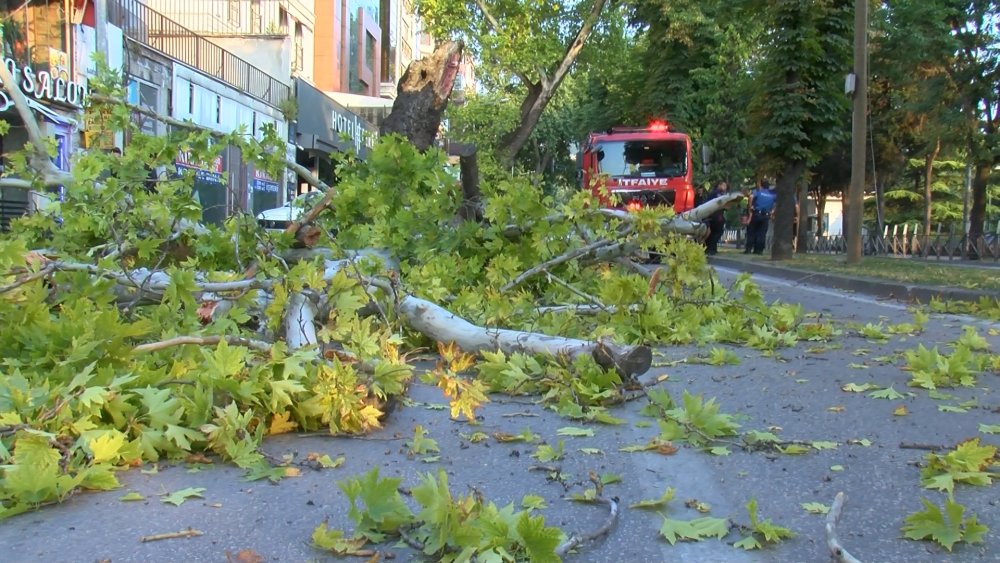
[397,295,651,375]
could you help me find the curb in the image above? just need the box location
[708,256,995,305]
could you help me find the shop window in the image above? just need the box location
[0,0,68,70]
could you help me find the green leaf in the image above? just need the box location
[777,444,810,455]
[514,512,563,563]
[629,487,676,509]
[556,426,595,437]
[578,447,603,455]
[978,424,1000,435]
[521,495,548,510]
[902,497,988,551]
[841,382,879,393]
[801,502,830,514]
[119,491,145,502]
[160,487,206,506]
[532,441,565,463]
[658,515,730,544]
[810,441,838,451]
[869,386,904,400]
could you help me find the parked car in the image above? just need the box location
[256,191,323,231]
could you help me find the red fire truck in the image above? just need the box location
[579,121,696,213]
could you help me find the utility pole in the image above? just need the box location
[95,0,109,59]
[846,0,868,264]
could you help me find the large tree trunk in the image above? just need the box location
[397,295,652,376]
[966,161,991,259]
[796,179,809,254]
[379,41,464,152]
[772,161,807,260]
[499,0,608,164]
[922,139,940,237]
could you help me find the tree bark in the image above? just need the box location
[499,0,608,164]
[771,161,807,260]
[795,178,809,254]
[922,139,940,237]
[397,295,652,376]
[380,41,464,152]
[966,161,991,259]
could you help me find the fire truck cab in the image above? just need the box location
[579,121,695,214]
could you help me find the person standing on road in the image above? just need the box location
[704,180,729,255]
[745,180,776,255]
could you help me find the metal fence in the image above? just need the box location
[109,0,290,107]
[722,225,1000,262]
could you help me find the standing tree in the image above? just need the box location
[416,0,610,164]
[747,0,852,261]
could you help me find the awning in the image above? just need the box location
[26,97,78,127]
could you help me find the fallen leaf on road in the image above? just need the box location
[160,487,206,506]
[893,405,909,416]
[119,492,144,502]
[226,549,264,563]
[827,406,845,413]
[269,411,298,435]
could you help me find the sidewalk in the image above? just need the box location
[708,253,997,305]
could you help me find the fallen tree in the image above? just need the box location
[0,44,778,561]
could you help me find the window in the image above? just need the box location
[294,22,304,71]
[596,140,689,178]
[188,82,195,114]
[250,0,262,33]
[228,0,240,24]
[215,95,222,124]
[278,7,288,34]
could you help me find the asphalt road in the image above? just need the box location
[1,266,998,563]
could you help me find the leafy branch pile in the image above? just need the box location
[312,468,564,561]
[0,59,816,522]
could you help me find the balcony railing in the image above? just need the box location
[109,0,290,107]
[134,0,291,36]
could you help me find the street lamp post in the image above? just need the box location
[846,0,868,264]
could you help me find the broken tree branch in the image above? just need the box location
[555,496,619,556]
[825,492,862,563]
[501,237,621,292]
[396,294,651,376]
[139,528,204,542]
[0,58,74,188]
[132,335,271,354]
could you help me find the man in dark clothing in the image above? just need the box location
[745,181,776,255]
[704,181,728,255]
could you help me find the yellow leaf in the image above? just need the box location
[89,431,126,463]
[358,404,383,430]
[827,405,845,413]
[269,411,298,435]
[284,467,302,477]
[893,405,908,416]
[657,374,670,382]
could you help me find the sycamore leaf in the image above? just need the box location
[893,405,909,416]
[311,523,371,555]
[515,512,563,563]
[902,497,988,551]
[88,431,126,463]
[119,491,145,502]
[521,495,548,510]
[938,404,968,413]
[978,424,1000,435]
[777,444,810,455]
[160,487,206,506]
[801,502,830,514]
[869,386,904,400]
[629,487,676,509]
[599,473,622,485]
[578,447,603,455]
[556,426,595,437]
[734,536,762,550]
[658,516,730,545]
[268,412,298,435]
[847,439,872,447]
[532,441,565,463]
[841,382,879,393]
[811,441,838,451]
[406,425,440,456]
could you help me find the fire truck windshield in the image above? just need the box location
[595,140,687,178]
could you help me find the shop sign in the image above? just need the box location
[175,151,225,185]
[251,168,279,193]
[0,57,89,110]
[331,109,378,156]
